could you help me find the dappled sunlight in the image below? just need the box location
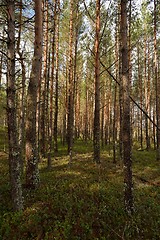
[1,148,160,239]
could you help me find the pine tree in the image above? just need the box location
[6,0,23,211]
[26,0,43,188]
[120,0,133,214]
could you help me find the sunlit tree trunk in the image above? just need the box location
[120,0,133,214]
[41,0,49,158]
[93,0,101,164]
[6,0,23,211]
[26,0,43,188]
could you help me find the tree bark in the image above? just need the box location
[93,0,101,164]
[17,0,26,174]
[6,0,23,211]
[54,0,60,154]
[26,0,42,188]
[67,0,74,160]
[154,0,160,160]
[40,0,49,158]
[48,0,57,168]
[120,0,133,214]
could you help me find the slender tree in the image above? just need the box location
[48,0,57,168]
[54,0,60,154]
[67,0,74,159]
[25,0,43,188]
[41,0,49,158]
[154,0,160,160]
[93,0,101,164]
[6,0,23,210]
[120,0,133,214]
[17,0,26,173]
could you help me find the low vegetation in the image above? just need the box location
[0,141,160,239]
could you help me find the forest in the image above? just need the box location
[0,0,160,239]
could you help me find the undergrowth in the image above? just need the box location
[0,141,160,240]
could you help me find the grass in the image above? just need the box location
[0,141,160,239]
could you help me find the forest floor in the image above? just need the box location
[0,140,160,240]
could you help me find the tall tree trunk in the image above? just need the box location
[144,34,150,150]
[154,0,160,160]
[26,0,43,188]
[113,12,119,163]
[17,0,26,174]
[93,0,101,164]
[120,0,133,214]
[54,0,60,154]
[147,40,151,148]
[67,0,74,160]
[73,6,79,141]
[84,77,89,142]
[113,83,117,163]
[118,2,123,160]
[48,0,57,168]
[41,0,49,158]
[6,0,23,211]
[137,44,143,149]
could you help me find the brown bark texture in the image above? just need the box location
[25,0,43,188]
[6,0,23,211]
[93,0,101,164]
[120,0,133,214]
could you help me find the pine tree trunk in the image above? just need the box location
[144,35,150,150]
[54,0,60,154]
[118,2,123,160]
[113,14,119,163]
[120,0,133,214]
[154,0,160,160]
[26,0,42,188]
[113,84,117,163]
[137,44,143,149]
[48,0,57,168]
[84,78,89,142]
[40,0,49,158]
[17,0,26,174]
[6,0,23,211]
[67,0,74,159]
[93,0,101,164]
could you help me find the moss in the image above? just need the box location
[0,142,160,239]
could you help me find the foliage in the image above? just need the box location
[0,142,160,239]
